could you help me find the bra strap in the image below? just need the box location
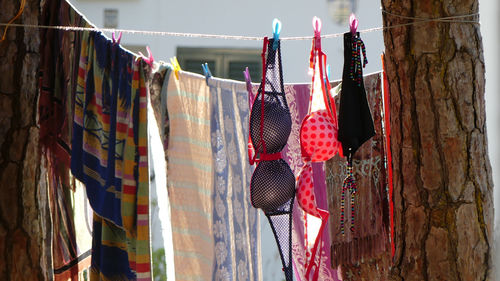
[259,37,269,156]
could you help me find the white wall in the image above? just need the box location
[71,0,383,82]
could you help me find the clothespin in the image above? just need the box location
[243,67,255,107]
[112,31,122,44]
[349,13,358,35]
[170,56,181,80]
[201,62,212,83]
[312,16,322,49]
[139,46,154,67]
[272,18,281,50]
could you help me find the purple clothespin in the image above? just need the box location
[243,67,255,108]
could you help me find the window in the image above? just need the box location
[104,9,118,28]
[176,47,262,82]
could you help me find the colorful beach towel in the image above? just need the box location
[326,72,390,267]
[71,30,151,280]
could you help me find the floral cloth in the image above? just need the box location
[208,77,261,281]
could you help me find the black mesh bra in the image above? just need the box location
[248,37,295,281]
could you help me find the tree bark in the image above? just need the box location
[340,1,494,280]
[0,0,52,280]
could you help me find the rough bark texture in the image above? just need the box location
[340,1,493,280]
[0,0,52,280]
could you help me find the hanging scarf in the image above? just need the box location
[326,73,390,268]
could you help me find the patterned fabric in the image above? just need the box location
[164,70,262,281]
[326,72,389,267]
[71,30,151,280]
[208,77,261,281]
[165,70,214,281]
[50,171,93,281]
[277,84,340,281]
[149,64,171,152]
[39,1,93,279]
[148,64,175,281]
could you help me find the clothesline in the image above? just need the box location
[0,11,479,41]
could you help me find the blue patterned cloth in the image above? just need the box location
[208,77,262,281]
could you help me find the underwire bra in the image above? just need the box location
[297,17,342,281]
[248,36,295,281]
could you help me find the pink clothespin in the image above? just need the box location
[312,16,322,48]
[112,31,122,44]
[139,46,154,67]
[349,13,358,35]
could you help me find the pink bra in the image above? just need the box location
[297,17,342,281]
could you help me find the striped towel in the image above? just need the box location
[71,30,151,280]
[166,70,214,281]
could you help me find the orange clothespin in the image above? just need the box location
[139,46,154,67]
[170,56,181,80]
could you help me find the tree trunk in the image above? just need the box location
[341,1,494,280]
[0,0,52,280]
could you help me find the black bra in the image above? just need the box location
[248,37,295,281]
[248,37,295,212]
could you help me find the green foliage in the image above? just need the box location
[152,248,167,281]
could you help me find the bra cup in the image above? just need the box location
[249,94,292,154]
[300,109,340,162]
[250,159,296,213]
[296,163,320,217]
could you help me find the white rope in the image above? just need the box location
[0,12,479,41]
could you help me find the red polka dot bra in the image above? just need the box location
[296,17,343,281]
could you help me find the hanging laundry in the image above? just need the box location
[336,30,374,239]
[163,68,262,281]
[208,76,261,281]
[337,31,374,158]
[149,64,171,152]
[71,30,151,280]
[326,72,390,268]
[295,17,342,281]
[248,37,295,281]
[277,83,341,281]
[164,69,214,281]
[148,64,177,281]
[39,0,94,279]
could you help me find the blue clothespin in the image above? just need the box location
[202,62,212,80]
[202,62,212,85]
[272,18,281,50]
